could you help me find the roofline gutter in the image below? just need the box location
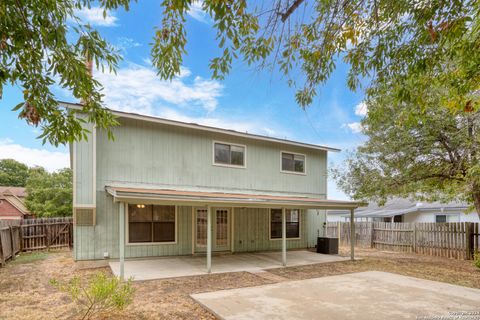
[58,101,341,153]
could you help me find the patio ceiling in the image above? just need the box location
[105,185,366,210]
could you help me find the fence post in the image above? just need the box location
[336,221,340,243]
[46,223,50,250]
[8,227,15,260]
[0,230,4,267]
[466,222,474,260]
[370,221,374,248]
[412,223,417,254]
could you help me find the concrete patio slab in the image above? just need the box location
[191,271,480,320]
[109,250,348,280]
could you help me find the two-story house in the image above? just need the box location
[65,102,361,276]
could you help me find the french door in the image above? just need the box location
[195,207,230,252]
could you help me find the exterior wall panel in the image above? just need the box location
[96,118,327,197]
[74,116,329,260]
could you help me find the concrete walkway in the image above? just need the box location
[109,250,348,280]
[192,271,480,320]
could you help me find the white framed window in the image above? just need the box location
[213,141,246,168]
[269,209,301,240]
[126,204,177,244]
[435,215,447,223]
[281,151,306,174]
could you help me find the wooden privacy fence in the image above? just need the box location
[0,217,73,267]
[326,221,480,260]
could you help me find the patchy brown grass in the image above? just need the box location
[268,247,480,289]
[1,248,479,319]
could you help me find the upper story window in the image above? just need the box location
[281,152,305,174]
[213,142,246,167]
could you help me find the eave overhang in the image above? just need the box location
[105,186,366,210]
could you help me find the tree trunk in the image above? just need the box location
[473,191,480,220]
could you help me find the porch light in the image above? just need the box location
[137,204,145,209]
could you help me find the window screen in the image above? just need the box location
[270,209,300,239]
[281,152,305,173]
[214,142,245,166]
[128,204,175,243]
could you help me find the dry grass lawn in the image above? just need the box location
[1,247,479,319]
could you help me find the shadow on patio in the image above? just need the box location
[109,250,348,280]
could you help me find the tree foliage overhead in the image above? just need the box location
[2,0,479,145]
[25,167,73,217]
[333,79,480,216]
[156,0,480,109]
[1,0,125,145]
[0,159,29,187]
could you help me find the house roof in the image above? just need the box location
[59,101,340,152]
[0,186,27,197]
[328,197,470,218]
[105,185,365,210]
[0,186,31,216]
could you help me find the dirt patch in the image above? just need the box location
[0,250,271,319]
[267,247,480,289]
[1,248,479,319]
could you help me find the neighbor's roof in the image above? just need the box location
[59,101,340,152]
[0,186,27,198]
[0,186,31,216]
[106,185,365,210]
[328,197,469,218]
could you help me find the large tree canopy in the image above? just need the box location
[333,78,480,216]
[25,167,73,217]
[1,0,479,145]
[0,158,29,187]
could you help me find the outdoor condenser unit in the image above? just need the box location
[316,237,339,254]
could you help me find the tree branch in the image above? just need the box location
[280,0,305,22]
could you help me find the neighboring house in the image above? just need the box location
[327,197,479,223]
[64,101,361,269]
[0,186,34,220]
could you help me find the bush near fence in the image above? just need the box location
[0,217,73,267]
[326,221,480,260]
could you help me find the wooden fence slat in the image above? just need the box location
[326,221,478,260]
[0,217,73,267]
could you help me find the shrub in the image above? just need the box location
[50,272,135,319]
[474,252,480,270]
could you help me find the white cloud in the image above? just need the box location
[114,37,141,53]
[343,122,363,133]
[187,1,209,24]
[75,7,118,27]
[95,63,223,113]
[0,139,69,172]
[156,107,276,136]
[354,101,368,116]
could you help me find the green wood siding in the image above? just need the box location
[96,118,327,197]
[74,192,193,260]
[305,209,327,247]
[74,198,323,260]
[73,116,329,260]
[233,208,309,252]
[74,121,94,205]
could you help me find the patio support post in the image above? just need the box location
[282,207,286,266]
[207,205,212,273]
[350,208,355,261]
[119,202,125,280]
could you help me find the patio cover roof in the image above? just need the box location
[105,186,365,210]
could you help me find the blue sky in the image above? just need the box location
[0,2,367,199]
